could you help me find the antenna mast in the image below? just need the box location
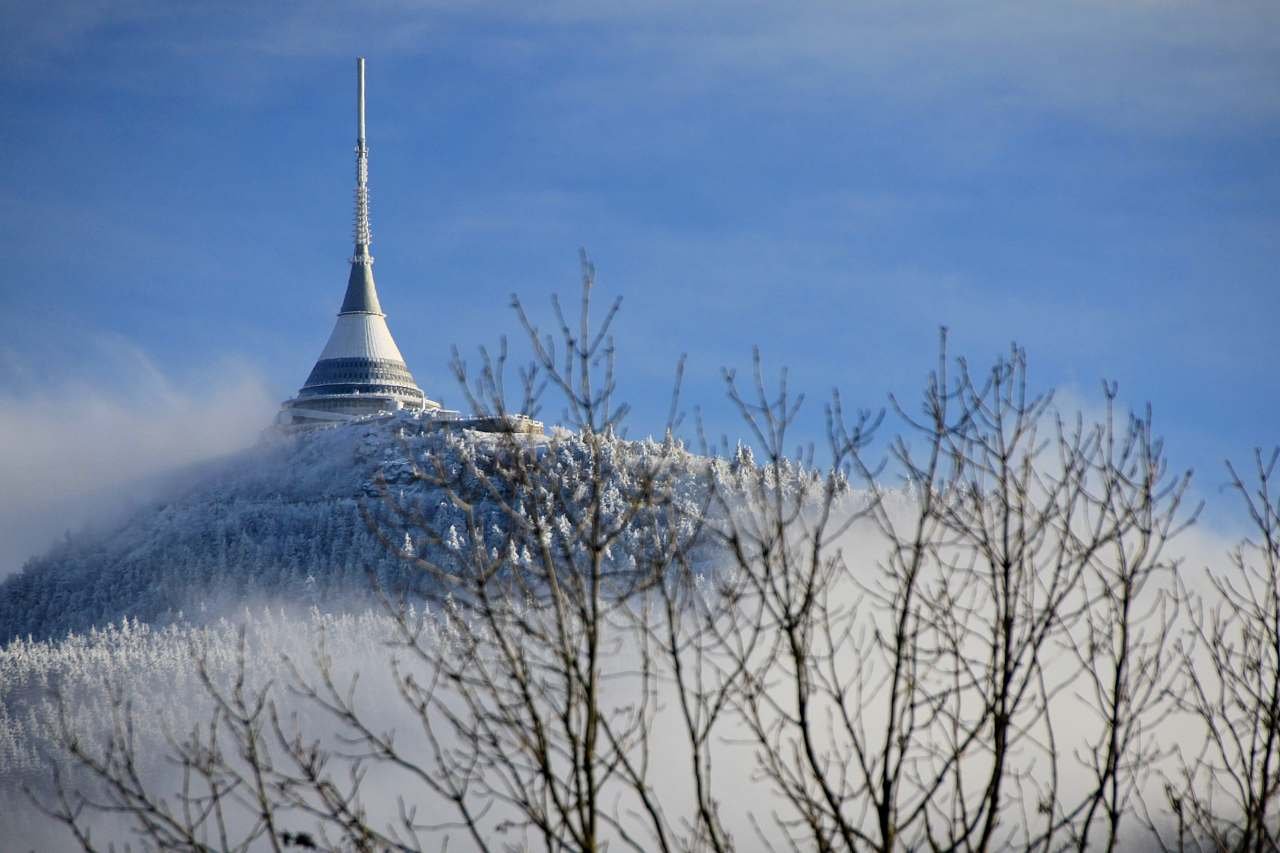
[353,57,372,259]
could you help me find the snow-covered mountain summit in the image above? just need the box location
[0,414,807,643]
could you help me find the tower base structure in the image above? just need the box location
[275,390,439,430]
[274,397,544,435]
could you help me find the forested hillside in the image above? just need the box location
[0,413,802,643]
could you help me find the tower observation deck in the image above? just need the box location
[277,58,439,429]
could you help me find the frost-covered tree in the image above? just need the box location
[12,258,1280,852]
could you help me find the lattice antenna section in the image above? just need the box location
[353,57,373,261]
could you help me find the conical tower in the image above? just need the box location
[279,58,438,429]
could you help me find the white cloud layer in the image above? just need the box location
[0,338,276,578]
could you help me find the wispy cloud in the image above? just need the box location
[0,336,275,577]
[4,0,1277,131]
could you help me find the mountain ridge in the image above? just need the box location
[0,414,798,643]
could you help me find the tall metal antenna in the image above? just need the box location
[353,57,372,259]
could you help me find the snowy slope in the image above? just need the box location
[0,414,795,643]
[0,420,404,641]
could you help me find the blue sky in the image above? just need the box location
[0,1,1277,570]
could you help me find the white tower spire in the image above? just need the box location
[354,57,372,257]
[340,56,381,315]
[278,58,437,429]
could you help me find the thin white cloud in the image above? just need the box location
[3,0,1277,132]
[0,336,276,578]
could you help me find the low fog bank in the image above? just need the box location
[0,343,276,578]
[0,601,784,851]
[0,604,398,850]
[0,502,1253,851]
